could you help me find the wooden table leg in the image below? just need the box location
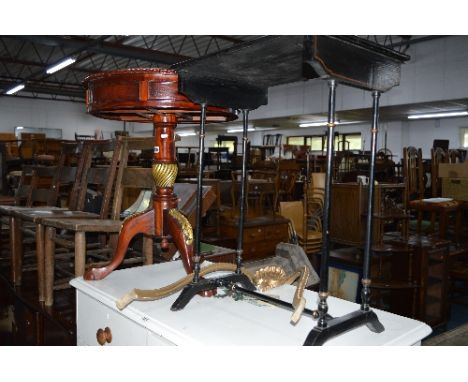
[439,210,448,240]
[44,226,56,307]
[84,209,154,281]
[455,209,462,246]
[10,216,23,286]
[35,223,45,302]
[143,235,153,265]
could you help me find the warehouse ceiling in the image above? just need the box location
[1,35,457,130]
[0,35,260,102]
[0,35,442,102]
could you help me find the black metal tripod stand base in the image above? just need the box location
[171,273,256,311]
[303,309,384,346]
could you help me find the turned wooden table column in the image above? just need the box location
[81,68,236,281]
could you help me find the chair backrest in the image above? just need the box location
[310,172,325,190]
[279,200,304,237]
[12,165,35,206]
[76,139,123,218]
[402,146,424,205]
[109,136,154,220]
[27,141,91,209]
[431,147,448,197]
[276,160,301,194]
[56,141,94,210]
[448,149,463,164]
[28,166,59,206]
[0,133,19,160]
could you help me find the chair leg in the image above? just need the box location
[44,226,56,307]
[74,231,86,277]
[455,209,462,246]
[10,216,23,286]
[417,210,423,234]
[143,235,153,265]
[35,223,45,302]
[439,211,448,240]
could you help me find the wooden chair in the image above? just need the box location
[431,147,449,198]
[404,146,461,243]
[0,165,35,208]
[279,200,322,256]
[42,137,156,305]
[231,170,275,216]
[8,140,118,301]
[448,149,463,164]
[274,160,300,209]
[6,142,93,290]
[305,172,325,216]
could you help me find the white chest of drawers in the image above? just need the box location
[71,261,431,346]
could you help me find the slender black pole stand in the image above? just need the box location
[303,86,385,345]
[172,108,255,311]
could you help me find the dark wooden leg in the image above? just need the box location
[455,209,462,246]
[143,235,153,265]
[439,210,448,240]
[84,209,154,281]
[35,223,45,302]
[417,210,423,235]
[44,226,56,307]
[11,216,23,286]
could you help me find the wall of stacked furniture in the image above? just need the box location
[178,139,468,329]
[1,128,467,344]
[0,135,199,344]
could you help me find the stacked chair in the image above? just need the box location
[279,200,322,257]
[404,146,461,242]
[3,140,107,300]
[40,137,156,306]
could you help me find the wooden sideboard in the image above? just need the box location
[219,216,289,261]
[330,182,406,246]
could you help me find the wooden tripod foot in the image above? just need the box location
[84,209,155,281]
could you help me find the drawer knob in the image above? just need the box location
[96,327,112,346]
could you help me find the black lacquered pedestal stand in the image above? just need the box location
[171,107,255,311]
[303,81,385,346]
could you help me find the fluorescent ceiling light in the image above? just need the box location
[177,131,197,137]
[298,120,361,128]
[226,127,256,133]
[16,126,24,130]
[5,84,25,95]
[46,57,76,74]
[299,121,330,128]
[407,111,468,120]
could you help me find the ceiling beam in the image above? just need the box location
[208,35,245,44]
[11,35,190,65]
[0,76,85,89]
[1,94,84,103]
[386,35,450,48]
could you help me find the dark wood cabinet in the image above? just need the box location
[413,239,450,328]
[220,216,289,261]
[330,182,406,246]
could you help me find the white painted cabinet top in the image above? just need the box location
[71,261,432,346]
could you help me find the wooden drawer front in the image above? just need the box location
[264,223,288,239]
[76,292,148,346]
[243,226,265,243]
[243,242,276,261]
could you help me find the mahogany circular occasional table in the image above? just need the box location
[82,68,237,281]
